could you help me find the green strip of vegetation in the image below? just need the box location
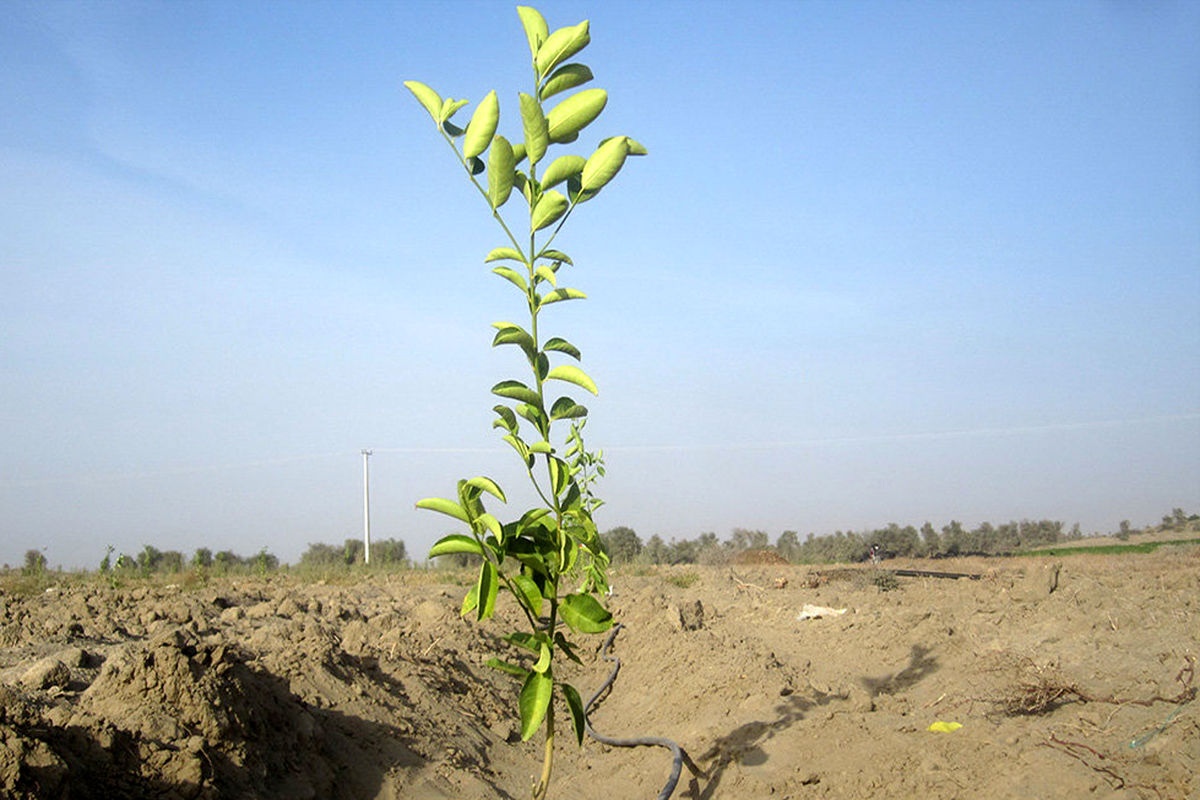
[1022,538,1200,557]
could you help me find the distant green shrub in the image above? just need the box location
[665,571,699,589]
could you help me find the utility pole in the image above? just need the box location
[361,449,373,565]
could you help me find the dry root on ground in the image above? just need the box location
[983,653,1196,717]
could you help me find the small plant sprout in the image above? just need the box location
[405,6,644,799]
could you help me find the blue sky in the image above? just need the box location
[2,1,1197,568]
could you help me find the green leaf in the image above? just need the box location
[492,324,536,357]
[559,592,613,634]
[492,319,530,333]
[403,80,443,122]
[625,137,649,156]
[544,337,581,359]
[532,640,552,673]
[477,560,498,621]
[536,249,573,266]
[535,21,590,78]
[529,441,553,454]
[516,402,548,433]
[440,97,469,123]
[518,93,549,165]
[545,88,607,143]
[415,497,470,523]
[466,156,485,175]
[429,534,483,557]
[441,119,465,137]
[562,482,585,515]
[492,404,518,434]
[511,544,551,578]
[460,582,479,616]
[539,287,587,306]
[513,172,533,206]
[540,63,594,101]
[457,479,483,515]
[547,455,569,497]
[511,141,528,165]
[502,434,532,465]
[512,573,544,617]
[540,154,586,191]
[485,657,529,678]
[554,631,584,665]
[545,365,598,395]
[485,247,526,263]
[519,507,554,529]
[534,265,557,286]
[465,476,506,503]
[581,135,629,193]
[506,631,541,652]
[566,174,596,204]
[491,265,528,291]
[492,380,542,405]
[487,134,515,209]
[519,668,554,741]
[531,190,568,231]
[550,397,588,420]
[562,683,586,745]
[516,6,549,59]
[476,512,503,540]
[563,532,580,571]
[462,90,499,159]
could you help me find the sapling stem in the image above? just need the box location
[533,702,555,800]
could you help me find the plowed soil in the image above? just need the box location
[2,549,1197,799]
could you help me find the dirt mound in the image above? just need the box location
[2,551,1198,799]
[2,626,329,800]
[0,581,523,799]
[731,548,789,565]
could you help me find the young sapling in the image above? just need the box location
[405,6,644,798]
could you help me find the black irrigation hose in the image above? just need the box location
[889,568,982,580]
[584,623,705,800]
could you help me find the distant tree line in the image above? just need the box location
[11,511,1195,575]
[298,538,408,568]
[82,538,409,577]
[600,510,1196,566]
[1158,508,1195,532]
[98,545,281,576]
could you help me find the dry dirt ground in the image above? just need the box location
[1,548,1197,800]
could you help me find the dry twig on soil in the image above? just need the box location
[730,573,764,591]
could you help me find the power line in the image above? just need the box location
[604,412,1200,453]
[2,412,1195,488]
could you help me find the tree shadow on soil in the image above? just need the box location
[687,690,837,800]
[860,644,938,697]
[687,645,940,800]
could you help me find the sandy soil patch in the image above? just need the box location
[2,548,1197,799]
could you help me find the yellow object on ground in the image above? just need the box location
[927,721,963,733]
